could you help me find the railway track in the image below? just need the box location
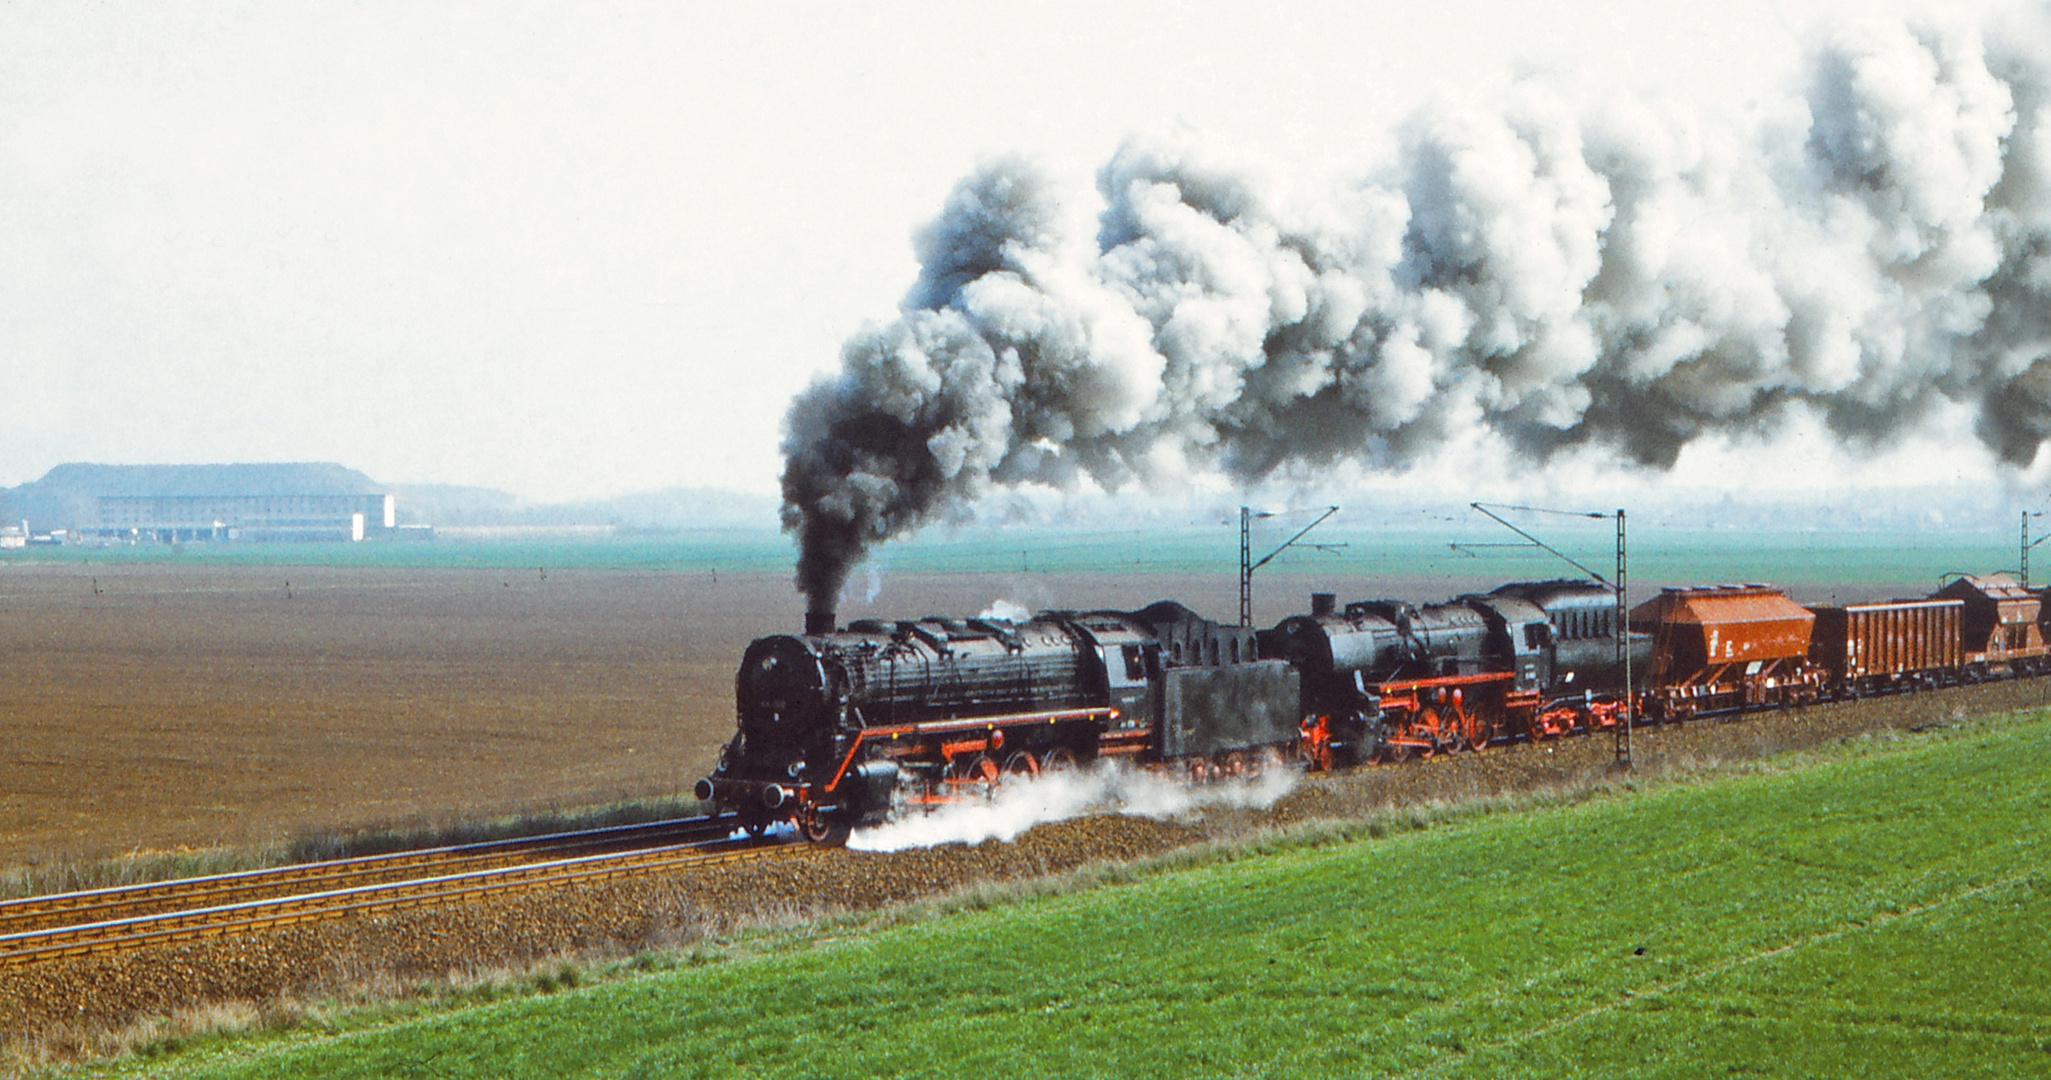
[0,815,783,968]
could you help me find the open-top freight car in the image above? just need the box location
[1808,598,1963,695]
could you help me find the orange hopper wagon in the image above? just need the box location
[1930,573,2051,677]
[1630,585,1824,721]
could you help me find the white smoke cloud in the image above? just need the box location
[976,597,1031,623]
[781,11,2051,606]
[847,760,1299,853]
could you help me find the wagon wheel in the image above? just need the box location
[1003,750,1040,778]
[1039,746,1080,773]
[1186,757,1214,783]
[1379,741,1418,764]
[1222,750,1250,778]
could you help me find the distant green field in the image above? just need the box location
[123,713,2051,1079]
[0,523,2026,589]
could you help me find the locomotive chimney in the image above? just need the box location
[805,609,837,635]
[1311,592,1336,618]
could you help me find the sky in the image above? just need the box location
[0,0,2034,502]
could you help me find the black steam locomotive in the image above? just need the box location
[1259,582,1643,766]
[696,581,1645,842]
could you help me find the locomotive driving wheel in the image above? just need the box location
[1422,707,1463,754]
[797,808,851,847]
[952,752,1001,796]
[1468,714,1497,750]
[1039,746,1080,773]
[1003,751,1040,777]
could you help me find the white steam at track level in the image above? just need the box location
[781,13,2051,609]
[848,762,1300,853]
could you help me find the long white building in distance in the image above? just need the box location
[2,463,409,544]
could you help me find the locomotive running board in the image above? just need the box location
[824,707,1119,792]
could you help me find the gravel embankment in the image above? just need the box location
[7,677,2046,1043]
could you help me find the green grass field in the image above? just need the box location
[109,713,2051,1079]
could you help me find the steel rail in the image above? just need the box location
[0,814,742,936]
[0,837,784,968]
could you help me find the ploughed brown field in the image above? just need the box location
[0,561,1929,870]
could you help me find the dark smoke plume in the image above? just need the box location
[782,15,2051,609]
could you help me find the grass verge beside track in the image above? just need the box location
[87,715,2051,1079]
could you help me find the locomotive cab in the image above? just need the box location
[1462,594,1553,693]
[1070,614,1162,744]
[1489,580,1651,695]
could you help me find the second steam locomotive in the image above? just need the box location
[697,573,2047,843]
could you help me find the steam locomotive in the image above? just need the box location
[697,569,2050,843]
[695,580,1654,843]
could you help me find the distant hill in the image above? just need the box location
[390,484,781,531]
[0,464,788,534]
